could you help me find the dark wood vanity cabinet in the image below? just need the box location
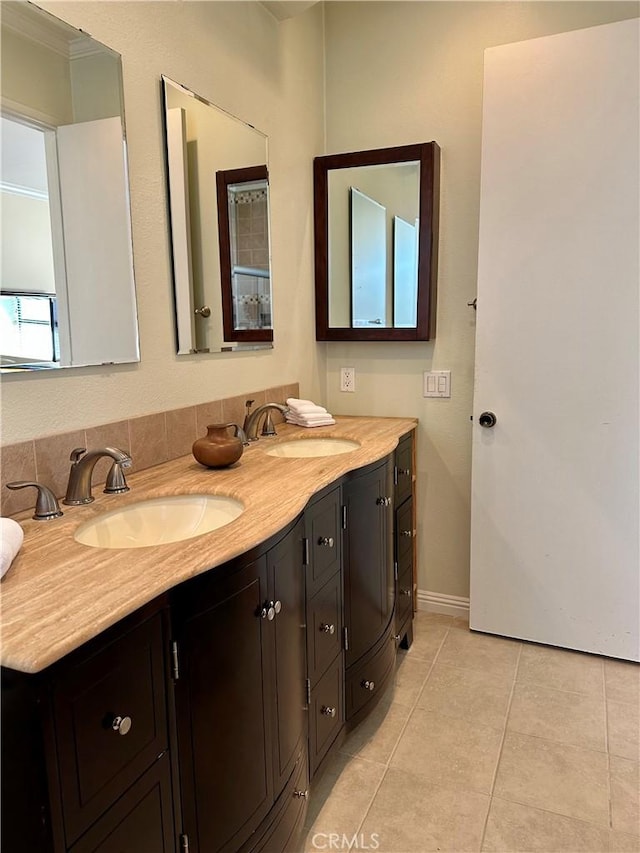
[1,434,417,853]
[172,516,308,853]
[343,457,396,725]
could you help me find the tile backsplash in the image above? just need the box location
[1,383,298,517]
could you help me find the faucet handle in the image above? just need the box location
[6,481,63,520]
[261,412,276,437]
[104,462,130,495]
[70,447,86,463]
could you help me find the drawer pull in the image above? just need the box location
[400,529,414,538]
[318,536,334,547]
[111,715,132,736]
[321,705,337,717]
[319,623,335,634]
[400,588,412,597]
[293,789,309,800]
[376,497,392,507]
[397,468,410,477]
[361,680,375,691]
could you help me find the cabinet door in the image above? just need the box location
[343,459,394,668]
[268,517,307,795]
[174,556,273,853]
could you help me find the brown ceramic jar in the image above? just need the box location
[192,423,244,468]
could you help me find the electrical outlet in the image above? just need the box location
[340,367,356,392]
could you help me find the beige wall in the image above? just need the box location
[1,1,326,442]
[322,1,639,600]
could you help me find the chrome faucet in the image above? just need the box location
[63,446,132,505]
[244,403,289,442]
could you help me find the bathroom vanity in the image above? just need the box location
[0,417,416,853]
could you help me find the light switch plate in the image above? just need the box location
[423,370,451,398]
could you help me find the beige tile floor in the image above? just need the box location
[303,612,640,853]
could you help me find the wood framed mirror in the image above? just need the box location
[314,142,440,341]
[216,165,272,343]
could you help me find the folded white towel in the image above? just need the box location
[286,398,328,416]
[1,518,24,580]
[286,413,336,428]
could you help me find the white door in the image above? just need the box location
[470,20,639,661]
[350,187,387,327]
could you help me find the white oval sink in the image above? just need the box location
[74,494,244,549]
[264,438,360,458]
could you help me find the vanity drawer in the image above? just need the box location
[306,571,342,686]
[394,433,413,508]
[305,486,342,597]
[309,656,344,777]
[345,629,395,723]
[52,611,168,845]
[68,753,174,853]
[395,497,414,571]
[396,563,413,630]
[245,749,308,853]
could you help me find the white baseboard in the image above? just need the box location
[417,589,470,618]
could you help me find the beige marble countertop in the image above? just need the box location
[1,416,416,674]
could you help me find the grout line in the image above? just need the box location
[490,792,614,833]
[479,641,523,851]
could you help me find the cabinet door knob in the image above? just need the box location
[318,536,334,547]
[400,588,412,597]
[397,467,410,477]
[376,497,391,507]
[319,622,335,634]
[400,529,414,538]
[361,679,375,691]
[259,601,277,620]
[111,715,132,736]
[293,789,309,800]
[321,705,337,717]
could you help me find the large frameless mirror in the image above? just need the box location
[161,76,273,355]
[0,1,139,372]
[314,143,440,342]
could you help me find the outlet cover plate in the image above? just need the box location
[340,367,356,392]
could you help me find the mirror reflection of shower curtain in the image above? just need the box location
[393,216,418,327]
[350,187,387,327]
